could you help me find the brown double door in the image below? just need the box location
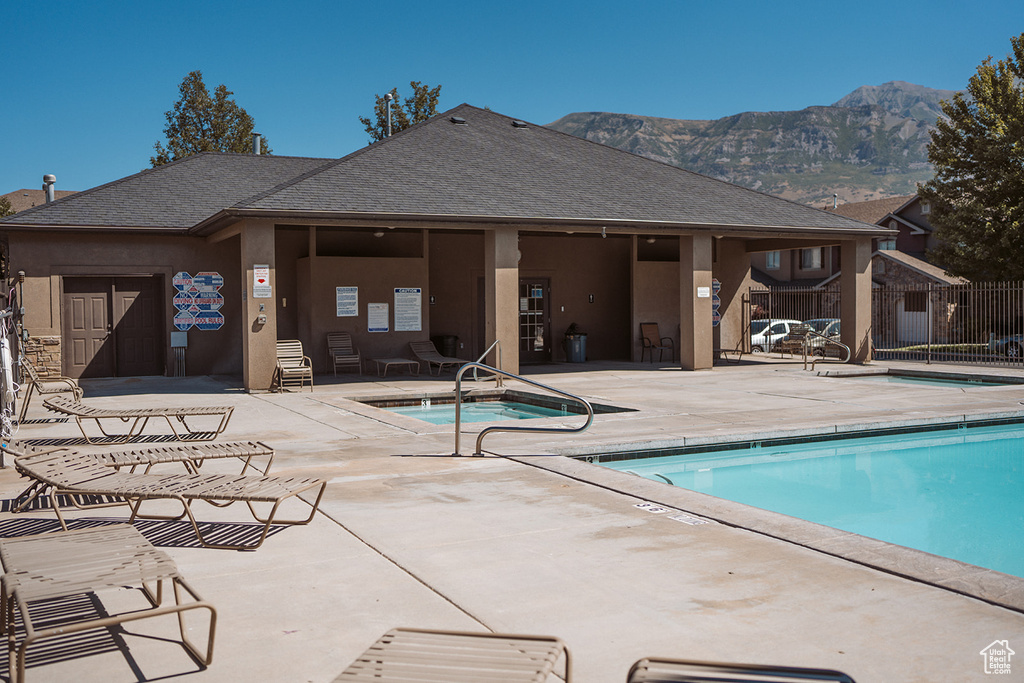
[62,277,163,378]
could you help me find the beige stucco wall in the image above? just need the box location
[8,230,242,377]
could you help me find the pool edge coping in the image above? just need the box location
[507,413,1024,616]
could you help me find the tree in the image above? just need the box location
[0,197,14,218]
[920,33,1024,281]
[358,81,442,143]
[151,71,270,166]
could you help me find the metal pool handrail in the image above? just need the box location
[805,331,851,370]
[453,362,594,456]
[471,339,504,387]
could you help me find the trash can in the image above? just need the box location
[431,335,459,357]
[565,334,587,363]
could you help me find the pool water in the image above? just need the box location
[602,423,1024,577]
[386,400,569,425]
[850,374,1014,387]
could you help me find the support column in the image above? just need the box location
[240,219,278,391]
[485,227,519,375]
[714,238,753,356]
[680,234,714,370]
[840,238,873,364]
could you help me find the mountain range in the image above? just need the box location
[546,81,958,208]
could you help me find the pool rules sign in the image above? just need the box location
[173,271,225,331]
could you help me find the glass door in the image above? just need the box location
[519,278,550,363]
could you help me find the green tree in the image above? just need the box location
[920,33,1024,280]
[359,81,442,142]
[0,197,14,218]
[151,71,271,166]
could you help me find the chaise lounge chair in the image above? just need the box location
[0,524,215,682]
[2,439,274,513]
[627,656,855,682]
[408,341,466,375]
[42,395,234,444]
[14,450,327,551]
[16,359,83,423]
[334,627,571,682]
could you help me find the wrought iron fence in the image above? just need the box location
[745,282,1024,367]
[873,282,1024,366]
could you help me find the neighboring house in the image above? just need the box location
[0,104,889,390]
[1,188,78,213]
[829,194,938,260]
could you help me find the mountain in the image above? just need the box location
[546,82,958,207]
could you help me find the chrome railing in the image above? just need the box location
[472,339,503,388]
[805,331,851,370]
[452,362,594,456]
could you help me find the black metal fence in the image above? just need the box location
[745,282,1024,367]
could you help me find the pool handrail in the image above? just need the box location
[471,339,504,387]
[804,330,851,370]
[453,362,594,456]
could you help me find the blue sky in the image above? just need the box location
[3,0,1022,193]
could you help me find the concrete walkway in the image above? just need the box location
[3,358,1023,682]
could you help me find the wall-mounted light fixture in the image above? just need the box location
[373,230,384,238]
[646,237,656,244]
[601,226,607,239]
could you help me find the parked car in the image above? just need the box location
[991,334,1024,358]
[801,318,841,356]
[749,319,801,353]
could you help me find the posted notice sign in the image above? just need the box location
[172,271,224,331]
[368,303,389,333]
[336,286,358,317]
[394,288,422,332]
[253,265,271,298]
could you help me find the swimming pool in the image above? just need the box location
[358,390,633,425]
[600,422,1024,578]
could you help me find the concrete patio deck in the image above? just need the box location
[2,357,1023,682]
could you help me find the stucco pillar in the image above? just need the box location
[714,238,753,356]
[239,219,278,391]
[840,238,873,363]
[485,227,519,374]
[680,234,714,370]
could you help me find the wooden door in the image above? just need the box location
[62,277,163,378]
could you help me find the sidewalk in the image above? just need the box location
[3,359,1023,682]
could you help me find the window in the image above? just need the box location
[905,291,928,312]
[920,199,931,215]
[765,250,780,270]
[878,238,896,251]
[889,219,898,230]
[800,248,822,270]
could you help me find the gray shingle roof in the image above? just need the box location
[242,104,883,234]
[1,154,332,230]
[2,104,887,236]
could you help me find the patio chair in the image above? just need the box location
[4,439,274,513]
[327,332,362,375]
[627,657,855,682]
[640,322,674,362]
[42,395,234,444]
[14,450,327,551]
[334,627,571,682]
[0,524,215,683]
[409,341,466,375]
[275,339,313,391]
[773,323,814,358]
[17,359,83,423]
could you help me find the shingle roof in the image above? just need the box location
[826,195,915,224]
[876,249,966,284]
[239,104,883,234]
[2,104,889,237]
[0,154,332,230]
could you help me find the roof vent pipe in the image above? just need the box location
[42,175,56,203]
[252,132,261,155]
[833,193,838,209]
[384,93,394,138]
